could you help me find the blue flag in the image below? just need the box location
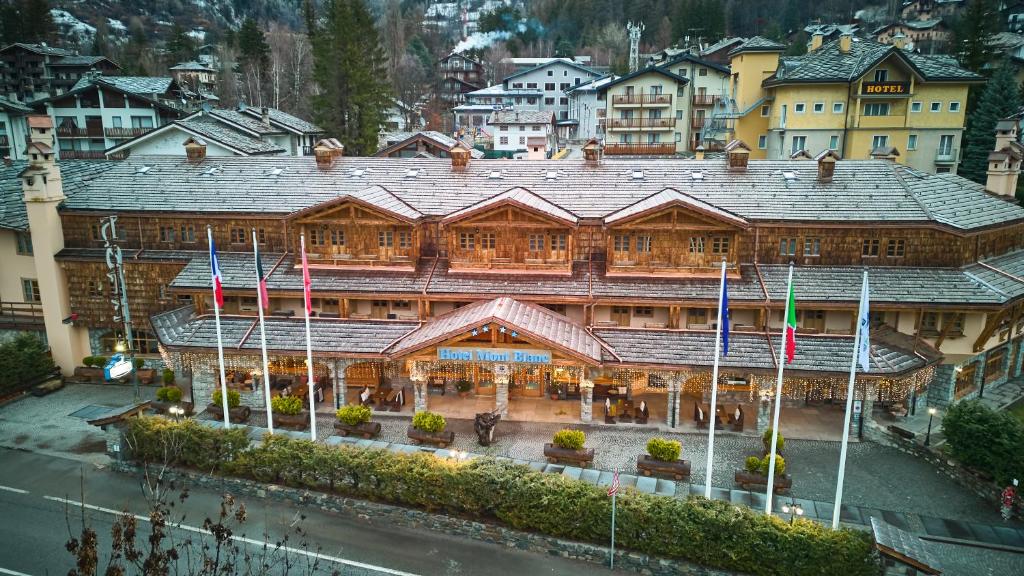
[721,276,730,356]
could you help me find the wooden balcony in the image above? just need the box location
[612,94,673,106]
[58,150,108,160]
[606,258,740,279]
[0,302,44,330]
[603,143,676,156]
[448,250,572,275]
[692,94,720,106]
[691,116,706,130]
[104,127,150,139]
[57,127,105,138]
[606,117,675,130]
[304,249,416,271]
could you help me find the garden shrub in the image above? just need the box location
[271,396,304,415]
[124,417,879,576]
[156,386,183,403]
[412,411,446,433]
[162,368,175,385]
[212,389,240,409]
[942,400,1024,484]
[133,358,145,370]
[82,356,95,367]
[745,456,762,474]
[763,428,785,451]
[759,454,786,477]
[646,437,681,461]
[336,404,371,426]
[552,429,585,450]
[93,356,109,367]
[0,333,55,394]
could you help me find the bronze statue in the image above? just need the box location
[474,410,501,446]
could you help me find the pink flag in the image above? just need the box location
[301,236,312,315]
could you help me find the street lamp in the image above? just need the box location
[925,407,937,446]
[781,498,804,524]
[168,405,184,421]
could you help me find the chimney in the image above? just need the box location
[810,32,824,52]
[695,145,705,161]
[582,138,602,165]
[260,106,270,127]
[987,148,1022,197]
[892,32,907,50]
[815,149,840,183]
[27,115,54,149]
[313,139,336,169]
[327,138,345,158]
[995,119,1020,151]
[3,156,10,166]
[183,137,207,164]
[839,32,852,54]
[724,139,751,171]
[451,140,471,169]
[870,146,900,162]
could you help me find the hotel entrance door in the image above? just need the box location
[510,365,546,397]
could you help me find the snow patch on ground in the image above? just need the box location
[51,9,96,39]
[107,18,127,33]
[188,29,206,42]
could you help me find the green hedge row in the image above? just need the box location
[0,333,56,394]
[124,417,877,576]
[942,400,1024,485]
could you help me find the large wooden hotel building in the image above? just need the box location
[3,117,1024,436]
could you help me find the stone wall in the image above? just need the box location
[928,337,1024,409]
[0,328,45,345]
[110,461,740,576]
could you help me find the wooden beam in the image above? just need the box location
[974,308,1011,352]
[933,312,963,351]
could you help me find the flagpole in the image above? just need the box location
[765,262,794,515]
[301,234,317,442]
[253,228,274,435]
[609,469,617,570]
[208,225,230,429]
[705,259,727,499]
[832,269,869,529]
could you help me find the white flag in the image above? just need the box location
[857,274,870,372]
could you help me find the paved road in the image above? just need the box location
[0,448,628,576]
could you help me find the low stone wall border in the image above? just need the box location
[110,461,740,576]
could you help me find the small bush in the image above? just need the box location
[93,356,109,367]
[162,368,175,385]
[336,404,372,426]
[763,428,785,452]
[0,333,56,394]
[272,396,304,415]
[552,429,585,450]
[745,456,762,474]
[455,379,473,393]
[646,437,681,461]
[759,454,786,477]
[133,358,145,370]
[156,386,183,403]
[943,400,1024,484]
[82,356,95,367]
[412,411,446,433]
[212,388,240,409]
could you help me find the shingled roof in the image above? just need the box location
[727,36,786,57]
[0,160,117,230]
[170,116,286,155]
[239,106,323,135]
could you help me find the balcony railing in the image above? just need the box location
[935,147,958,163]
[0,302,43,329]
[606,117,675,129]
[104,127,150,139]
[612,93,673,106]
[692,94,720,106]
[603,142,677,155]
[691,116,707,129]
[59,150,108,160]
[57,126,104,138]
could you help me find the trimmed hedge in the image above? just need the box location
[212,389,240,409]
[336,405,371,426]
[553,429,585,450]
[122,418,877,576]
[942,400,1024,484]
[271,396,304,415]
[646,438,681,462]
[412,411,446,433]
[156,386,183,403]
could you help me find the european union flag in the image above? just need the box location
[721,278,729,356]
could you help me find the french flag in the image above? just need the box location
[210,233,224,309]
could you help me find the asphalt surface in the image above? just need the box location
[0,448,629,576]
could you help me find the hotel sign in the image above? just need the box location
[860,81,910,96]
[438,347,552,364]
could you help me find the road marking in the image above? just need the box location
[0,567,33,575]
[0,485,28,495]
[44,496,420,576]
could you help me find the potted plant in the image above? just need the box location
[152,385,193,415]
[271,395,309,429]
[455,379,473,398]
[162,368,175,386]
[74,356,105,382]
[407,411,454,447]
[548,381,562,400]
[637,437,691,480]
[734,453,791,493]
[543,429,595,467]
[207,389,251,423]
[762,428,785,456]
[334,404,381,438]
[134,358,155,385]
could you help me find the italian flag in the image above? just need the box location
[785,283,797,363]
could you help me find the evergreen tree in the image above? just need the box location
[238,17,270,71]
[165,23,196,66]
[19,0,56,44]
[122,22,151,76]
[310,0,392,156]
[959,66,1022,184]
[954,0,997,74]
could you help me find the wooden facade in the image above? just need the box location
[61,213,289,253]
[61,260,187,329]
[605,206,741,276]
[444,206,575,273]
[288,201,418,269]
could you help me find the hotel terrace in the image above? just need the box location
[4,120,1024,437]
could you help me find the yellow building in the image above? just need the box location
[597,68,690,155]
[725,34,983,173]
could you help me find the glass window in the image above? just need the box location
[130,116,154,128]
[886,239,905,257]
[527,82,538,89]
[635,235,651,252]
[544,83,555,90]
[398,230,412,248]
[528,234,545,251]
[873,69,888,82]
[803,238,820,256]
[930,101,941,112]
[230,227,246,244]
[378,230,393,248]
[15,231,32,255]
[911,101,922,112]
[779,238,797,256]
[689,236,704,253]
[87,279,103,298]
[829,135,839,149]
[791,135,806,154]
[949,102,960,112]
[760,104,770,117]
[22,278,40,303]
[711,236,730,254]
[613,234,631,252]
[159,226,175,243]
[758,135,767,149]
[308,228,324,246]
[813,102,824,113]
[907,134,918,150]
[180,225,196,243]
[633,306,654,317]
[863,103,890,116]
[499,136,508,145]
[862,239,880,257]
[559,82,570,90]
[872,135,888,149]
[833,102,844,113]
[551,233,567,251]
[544,97,554,105]
[459,232,475,250]
[330,229,345,246]
[794,103,806,113]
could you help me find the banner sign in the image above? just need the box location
[438,347,551,364]
[104,353,134,380]
[861,81,910,96]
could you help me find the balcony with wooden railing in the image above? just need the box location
[612,93,673,106]
[603,142,677,155]
[104,127,150,139]
[606,117,675,130]
[57,126,105,139]
[692,94,720,106]
[58,150,108,160]
[691,116,707,130]
[0,302,44,330]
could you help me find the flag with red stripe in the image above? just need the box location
[254,238,269,310]
[209,235,224,309]
[301,236,312,315]
[608,470,619,496]
[785,283,797,363]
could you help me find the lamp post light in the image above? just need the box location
[168,405,184,421]
[925,407,937,446]
[781,498,804,524]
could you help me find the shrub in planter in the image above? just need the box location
[93,356,109,367]
[133,358,145,370]
[762,428,785,452]
[745,456,762,474]
[212,389,241,409]
[553,429,585,450]
[412,411,446,433]
[646,437,681,462]
[272,395,304,416]
[156,386,183,403]
[82,356,95,367]
[336,404,372,426]
[759,454,786,477]
[162,368,175,385]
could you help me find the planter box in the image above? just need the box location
[407,425,454,448]
[734,470,792,494]
[151,401,195,416]
[137,369,156,385]
[334,421,381,439]
[637,454,691,480]
[205,404,252,424]
[543,443,595,467]
[72,367,105,382]
[274,411,310,430]
[31,379,64,397]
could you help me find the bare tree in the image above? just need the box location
[392,53,429,129]
[266,23,314,117]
